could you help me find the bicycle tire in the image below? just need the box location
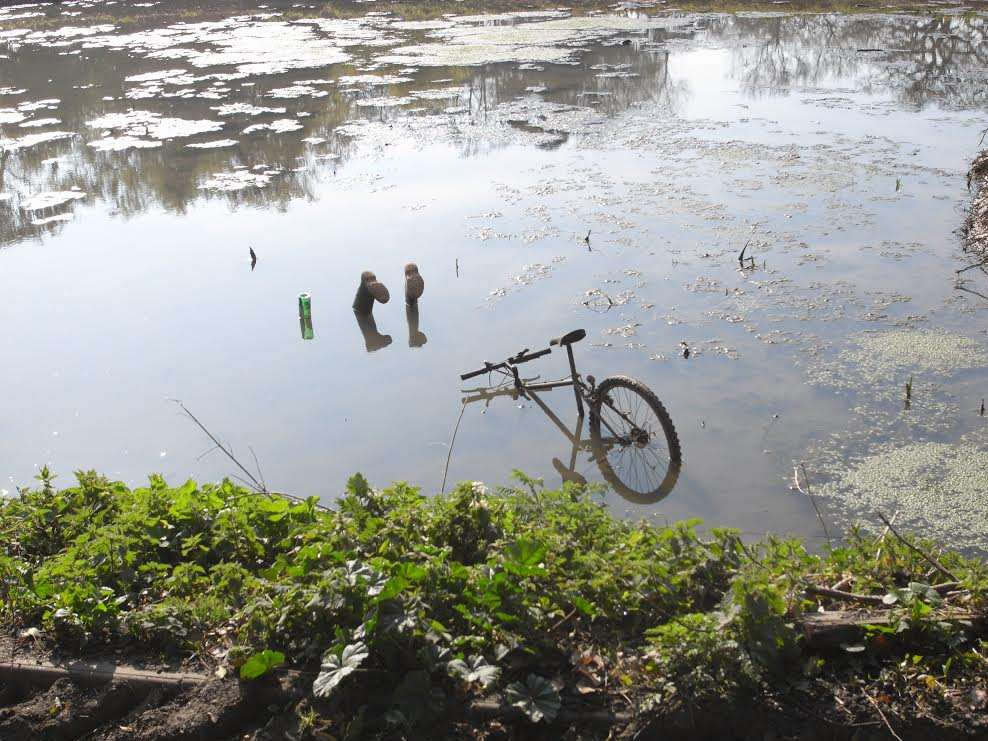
[589,375,682,504]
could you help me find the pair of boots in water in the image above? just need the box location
[353,264,426,351]
[352,264,424,313]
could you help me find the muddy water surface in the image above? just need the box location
[2,1,988,546]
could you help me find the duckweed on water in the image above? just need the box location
[852,329,988,374]
[818,440,988,550]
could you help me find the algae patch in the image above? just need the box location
[818,440,988,550]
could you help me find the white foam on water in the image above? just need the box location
[211,102,287,116]
[87,136,163,151]
[87,109,224,140]
[186,139,239,149]
[19,118,62,128]
[243,118,303,134]
[124,68,189,82]
[266,85,329,99]
[2,131,75,150]
[354,96,413,107]
[200,169,272,191]
[31,213,75,226]
[20,190,86,211]
[0,109,27,125]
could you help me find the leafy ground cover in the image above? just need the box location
[2,468,988,739]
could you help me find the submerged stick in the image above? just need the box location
[794,464,833,550]
[876,512,958,582]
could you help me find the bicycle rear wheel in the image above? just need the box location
[589,375,682,503]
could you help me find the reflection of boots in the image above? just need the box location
[355,310,391,352]
[406,303,427,348]
[353,271,390,314]
[404,263,424,305]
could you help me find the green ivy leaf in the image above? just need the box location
[504,674,560,723]
[313,641,368,698]
[239,649,285,680]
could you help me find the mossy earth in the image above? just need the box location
[2,469,988,739]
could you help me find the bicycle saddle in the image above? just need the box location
[550,329,586,347]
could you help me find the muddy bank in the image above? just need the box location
[967,149,988,257]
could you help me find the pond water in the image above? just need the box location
[2,0,987,547]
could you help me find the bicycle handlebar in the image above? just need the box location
[511,347,551,365]
[460,361,507,381]
[460,346,552,381]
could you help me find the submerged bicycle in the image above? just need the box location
[460,329,682,503]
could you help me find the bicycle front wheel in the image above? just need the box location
[589,375,682,504]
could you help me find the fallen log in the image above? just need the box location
[0,659,207,691]
[800,610,988,649]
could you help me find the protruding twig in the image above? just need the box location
[874,509,898,563]
[876,512,958,582]
[956,258,988,274]
[738,239,751,267]
[864,691,904,741]
[170,399,267,493]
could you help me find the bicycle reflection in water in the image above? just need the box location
[458,329,682,504]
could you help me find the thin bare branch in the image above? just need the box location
[169,399,265,492]
[876,512,959,582]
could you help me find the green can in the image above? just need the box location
[298,292,312,319]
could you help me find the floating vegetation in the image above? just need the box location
[806,329,988,402]
[848,329,986,375]
[818,439,988,550]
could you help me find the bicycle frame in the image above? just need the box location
[461,341,633,455]
[459,332,682,502]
